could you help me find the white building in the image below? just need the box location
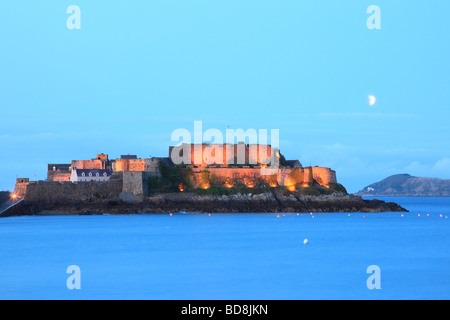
[70,168,112,182]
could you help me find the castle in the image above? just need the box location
[13,143,338,203]
[168,143,336,190]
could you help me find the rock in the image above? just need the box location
[15,191,408,216]
[119,192,136,204]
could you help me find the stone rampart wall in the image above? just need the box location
[114,158,163,172]
[190,166,337,188]
[24,180,123,203]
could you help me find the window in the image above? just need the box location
[88,172,92,177]
[81,172,85,177]
[103,172,107,177]
[96,172,99,177]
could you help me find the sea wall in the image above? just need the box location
[24,180,123,204]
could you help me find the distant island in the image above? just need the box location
[354,174,450,197]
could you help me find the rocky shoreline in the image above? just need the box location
[15,191,407,216]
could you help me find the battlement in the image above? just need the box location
[169,143,281,167]
[13,178,30,199]
[188,166,337,190]
[71,154,111,171]
[113,157,171,173]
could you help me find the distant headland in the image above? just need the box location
[355,174,450,197]
[4,143,407,216]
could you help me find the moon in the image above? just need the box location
[368,95,376,106]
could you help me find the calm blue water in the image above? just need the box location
[0,197,448,300]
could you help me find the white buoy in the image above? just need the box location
[303,238,309,245]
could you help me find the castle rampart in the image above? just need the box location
[23,180,123,204]
[113,157,168,173]
[169,143,277,167]
[71,154,111,170]
[13,178,29,198]
[188,166,337,189]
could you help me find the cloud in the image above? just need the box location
[319,112,418,119]
[433,158,450,173]
[392,159,450,179]
[0,132,58,141]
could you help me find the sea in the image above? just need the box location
[0,197,448,300]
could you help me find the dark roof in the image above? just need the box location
[120,155,138,160]
[75,169,112,177]
[48,164,71,171]
[285,160,302,168]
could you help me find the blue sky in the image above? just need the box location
[1,1,450,192]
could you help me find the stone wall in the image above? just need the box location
[114,158,167,172]
[47,164,71,181]
[309,166,337,186]
[52,172,71,182]
[170,143,276,166]
[121,171,161,202]
[70,154,111,171]
[14,179,29,198]
[189,166,337,188]
[115,159,147,172]
[24,180,123,203]
[123,172,146,197]
[71,159,105,170]
[280,167,337,187]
